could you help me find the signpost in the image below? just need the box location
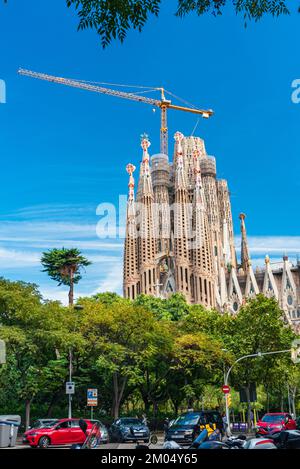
[0,340,6,365]
[66,380,75,419]
[66,382,75,395]
[87,389,98,420]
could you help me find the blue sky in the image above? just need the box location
[0,1,299,303]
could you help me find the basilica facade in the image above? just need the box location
[123,132,300,330]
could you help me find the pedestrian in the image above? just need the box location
[164,417,170,433]
[250,410,254,429]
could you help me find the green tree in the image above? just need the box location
[65,0,291,47]
[0,279,74,428]
[3,1,292,47]
[41,248,91,306]
[134,293,190,321]
[223,295,295,429]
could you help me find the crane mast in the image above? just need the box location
[18,68,213,155]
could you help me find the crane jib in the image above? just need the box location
[18,68,161,107]
[18,68,213,117]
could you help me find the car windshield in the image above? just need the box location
[33,420,58,428]
[120,419,143,426]
[262,415,284,423]
[173,414,200,426]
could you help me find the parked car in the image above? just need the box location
[256,413,296,436]
[109,417,150,443]
[165,411,223,445]
[23,418,95,448]
[29,419,58,430]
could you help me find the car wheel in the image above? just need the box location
[38,436,50,449]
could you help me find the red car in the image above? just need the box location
[256,413,296,436]
[23,418,95,448]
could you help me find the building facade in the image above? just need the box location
[123,133,300,330]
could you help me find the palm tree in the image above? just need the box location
[41,248,91,306]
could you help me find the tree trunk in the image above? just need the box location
[25,399,31,431]
[291,387,297,418]
[112,372,127,420]
[46,391,61,417]
[142,395,150,414]
[68,271,74,306]
[245,386,252,433]
[280,394,284,412]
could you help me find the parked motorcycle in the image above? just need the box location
[163,429,277,449]
[263,429,300,449]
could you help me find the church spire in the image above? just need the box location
[191,149,215,307]
[138,135,157,295]
[173,131,191,301]
[174,131,187,189]
[139,135,153,197]
[239,213,250,273]
[123,163,139,299]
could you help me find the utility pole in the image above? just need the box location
[224,349,292,436]
[68,348,73,419]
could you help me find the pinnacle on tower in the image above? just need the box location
[173,131,192,300]
[239,212,251,273]
[138,136,157,295]
[123,163,139,299]
[191,149,215,307]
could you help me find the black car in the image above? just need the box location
[109,418,150,443]
[165,411,223,445]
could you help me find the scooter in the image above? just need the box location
[163,429,277,450]
[262,429,300,449]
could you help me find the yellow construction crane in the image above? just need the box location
[18,68,213,155]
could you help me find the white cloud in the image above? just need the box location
[93,262,123,295]
[0,247,40,268]
[235,236,300,254]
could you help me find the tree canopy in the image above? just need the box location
[2,1,296,47]
[41,248,91,306]
[65,0,292,47]
[0,279,299,428]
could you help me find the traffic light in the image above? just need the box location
[226,393,232,408]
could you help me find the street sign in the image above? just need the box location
[66,381,75,395]
[222,385,230,394]
[87,388,98,407]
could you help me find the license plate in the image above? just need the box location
[173,435,184,438]
[135,432,143,435]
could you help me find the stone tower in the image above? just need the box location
[123,132,300,332]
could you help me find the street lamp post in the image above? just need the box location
[67,304,83,419]
[224,349,291,436]
[68,348,73,419]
